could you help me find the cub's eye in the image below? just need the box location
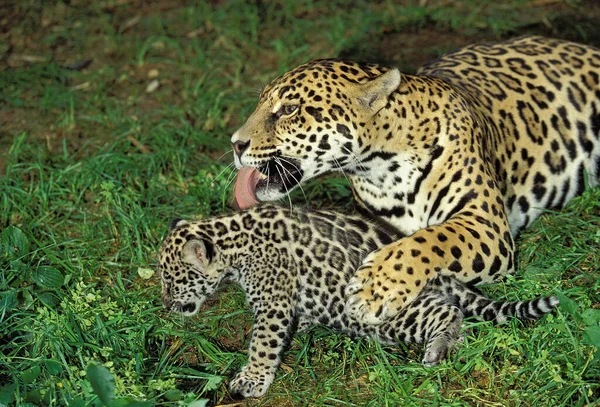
[274,104,298,118]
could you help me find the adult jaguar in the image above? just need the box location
[231,36,600,324]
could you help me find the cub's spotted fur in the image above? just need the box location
[231,36,599,324]
[159,206,558,398]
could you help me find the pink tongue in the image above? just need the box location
[234,167,261,210]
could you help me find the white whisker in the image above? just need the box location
[222,167,238,206]
[341,145,368,174]
[333,157,352,186]
[273,158,294,213]
[277,157,309,207]
[265,162,271,192]
[214,162,235,183]
[215,149,234,162]
[224,166,237,189]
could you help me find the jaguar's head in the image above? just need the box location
[232,59,401,209]
[158,219,222,317]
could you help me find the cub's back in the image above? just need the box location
[289,208,398,278]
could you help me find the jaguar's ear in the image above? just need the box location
[182,239,214,268]
[356,68,401,113]
[169,218,189,231]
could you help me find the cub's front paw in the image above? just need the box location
[229,368,274,398]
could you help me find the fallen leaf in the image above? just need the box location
[146,79,160,93]
[137,267,155,279]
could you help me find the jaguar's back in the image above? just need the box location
[418,36,600,230]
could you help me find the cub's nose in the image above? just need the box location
[232,140,250,159]
[162,297,173,311]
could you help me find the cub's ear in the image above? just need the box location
[357,68,401,113]
[169,218,189,231]
[182,239,214,268]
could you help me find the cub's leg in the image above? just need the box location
[377,290,463,366]
[421,305,463,367]
[347,212,515,325]
[229,300,295,398]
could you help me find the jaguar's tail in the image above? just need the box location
[430,275,559,324]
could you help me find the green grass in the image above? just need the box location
[1,0,599,406]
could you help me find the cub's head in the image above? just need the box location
[231,59,401,209]
[158,219,222,316]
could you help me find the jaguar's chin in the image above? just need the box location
[234,158,304,209]
[168,298,204,316]
[256,158,304,196]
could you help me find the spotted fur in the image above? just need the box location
[231,36,599,324]
[159,205,558,398]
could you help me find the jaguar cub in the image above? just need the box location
[159,206,558,398]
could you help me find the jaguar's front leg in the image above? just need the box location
[346,211,514,325]
[229,300,295,398]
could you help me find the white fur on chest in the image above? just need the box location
[350,155,430,236]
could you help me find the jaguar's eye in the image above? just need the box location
[275,104,298,118]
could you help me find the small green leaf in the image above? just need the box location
[0,292,17,311]
[581,309,600,326]
[555,292,579,318]
[87,363,115,406]
[583,325,600,349]
[21,366,41,384]
[137,267,154,280]
[33,266,64,289]
[0,383,16,405]
[109,398,153,407]
[203,375,222,392]
[24,389,41,403]
[188,400,209,407]
[44,359,63,375]
[21,289,34,309]
[1,226,29,259]
[66,396,86,407]
[163,389,183,401]
[37,292,60,307]
[8,260,27,279]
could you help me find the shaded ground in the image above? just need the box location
[3,0,600,175]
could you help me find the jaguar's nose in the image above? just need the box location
[232,140,250,159]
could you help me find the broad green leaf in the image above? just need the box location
[2,226,29,259]
[555,292,579,318]
[163,389,183,401]
[0,292,17,312]
[0,383,16,406]
[24,389,41,403]
[33,266,64,289]
[44,359,63,375]
[583,326,600,348]
[21,366,41,384]
[581,309,600,326]
[66,396,86,407]
[22,289,34,309]
[188,400,209,407]
[109,398,153,407]
[8,259,27,277]
[37,292,60,307]
[87,363,115,406]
